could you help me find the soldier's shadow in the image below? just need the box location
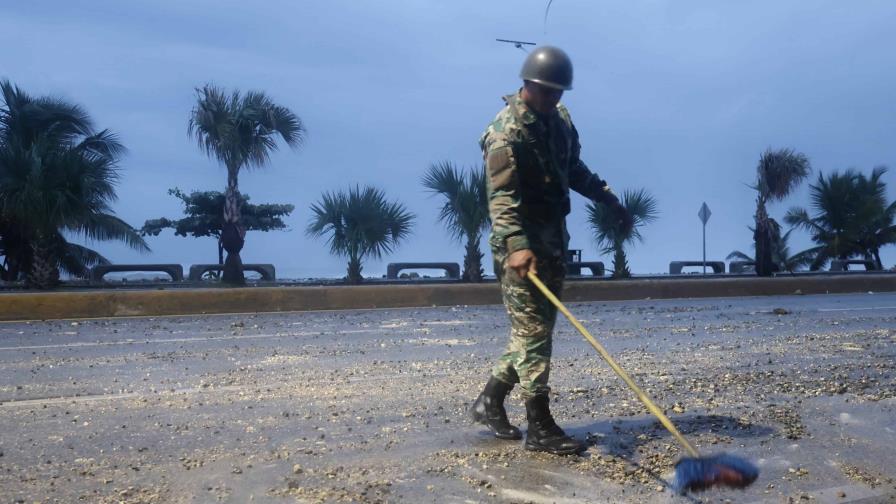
[564,414,774,500]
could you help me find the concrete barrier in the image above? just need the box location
[0,274,894,321]
[670,261,725,274]
[728,261,755,274]
[830,259,876,272]
[386,262,460,279]
[188,264,276,281]
[90,264,185,282]
[567,261,604,277]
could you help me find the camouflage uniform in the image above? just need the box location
[481,90,617,398]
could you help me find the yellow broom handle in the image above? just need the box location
[527,271,700,458]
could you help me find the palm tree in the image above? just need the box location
[422,161,489,282]
[188,84,304,285]
[751,148,811,276]
[586,188,658,278]
[854,167,895,269]
[727,221,817,273]
[0,80,148,288]
[786,167,894,270]
[306,185,414,284]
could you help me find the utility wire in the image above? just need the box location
[544,0,554,34]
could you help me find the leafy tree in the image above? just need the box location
[141,188,294,264]
[422,161,489,282]
[751,148,811,276]
[188,84,303,285]
[306,185,414,284]
[0,80,147,287]
[586,188,658,278]
[786,167,895,270]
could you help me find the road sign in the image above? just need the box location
[698,202,712,225]
[699,203,711,274]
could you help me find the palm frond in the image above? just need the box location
[73,213,150,252]
[726,250,753,261]
[422,161,489,243]
[1,79,94,148]
[57,239,110,278]
[189,84,304,171]
[756,148,811,202]
[1,81,145,278]
[622,188,659,242]
[784,207,819,233]
[786,246,822,271]
[587,187,658,264]
[188,84,233,166]
[790,167,894,264]
[306,190,348,256]
[76,129,126,159]
[586,201,621,252]
[587,188,658,247]
[306,185,414,263]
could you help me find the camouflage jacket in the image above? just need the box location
[480,90,617,259]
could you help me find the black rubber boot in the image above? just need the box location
[470,377,522,440]
[524,395,586,455]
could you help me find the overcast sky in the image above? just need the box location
[3,1,894,278]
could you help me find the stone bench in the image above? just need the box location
[669,261,725,275]
[830,259,877,271]
[729,261,756,274]
[188,264,276,281]
[386,262,460,279]
[91,264,184,282]
[567,261,605,277]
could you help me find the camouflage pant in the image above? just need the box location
[491,256,565,398]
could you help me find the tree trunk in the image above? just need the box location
[754,198,775,277]
[612,242,630,278]
[346,254,363,284]
[871,249,883,271]
[26,236,60,289]
[462,234,484,282]
[217,238,224,265]
[221,168,246,285]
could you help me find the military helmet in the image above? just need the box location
[519,46,573,90]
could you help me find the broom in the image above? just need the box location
[527,271,759,494]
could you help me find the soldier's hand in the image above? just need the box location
[508,249,538,279]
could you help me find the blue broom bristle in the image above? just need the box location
[671,453,759,494]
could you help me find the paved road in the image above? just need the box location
[0,292,894,503]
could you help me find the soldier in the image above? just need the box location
[470,46,632,455]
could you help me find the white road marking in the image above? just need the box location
[1,392,139,407]
[0,372,454,408]
[0,385,247,408]
[818,306,896,312]
[0,328,396,352]
[0,303,471,324]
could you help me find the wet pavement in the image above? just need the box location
[0,292,894,503]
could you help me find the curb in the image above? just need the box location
[1,274,894,322]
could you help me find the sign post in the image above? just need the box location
[698,203,712,275]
